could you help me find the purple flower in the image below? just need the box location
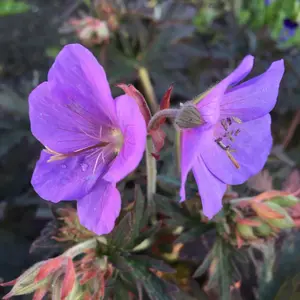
[279,19,299,42]
[180,56,284,218]
[29,44,147,234]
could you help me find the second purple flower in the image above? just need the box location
[180,55,285,219]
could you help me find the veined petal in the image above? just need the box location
[220,60,284,121]
[192,156,226,219]
[103,95,147,183]
[29,82,104,153]
[31,151,105,203]
[195,55,254,126]
[180,127,203,201]
[77,179,121,235]
[200,114,272,185]
[48,43,117,125]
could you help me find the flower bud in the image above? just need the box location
[253,219,272,237]
[264,201,295,229]
[236,223,256,240]
[269,195,299,208]
[174,103,205,129]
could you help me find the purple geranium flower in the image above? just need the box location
[29,44,146,234]
[180,55,284,218]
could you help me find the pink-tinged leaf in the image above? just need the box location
[159,84,173,124]
[235,229,243,249]
[33,287,48,300]
[283,169,300,193]
[149,127,166,155]
[251,202,285,219]
[236,218,262,227]
[61,258,76,300]
[35,257,64,282]
[247,170,273,192]
[79,270,97,285]
[116,84,151,125]
[0,279,17,287]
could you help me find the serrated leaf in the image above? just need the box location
[131,255,175,273]
[154,194,190,225]
[175,224,214,244]
[132,185,146,241]
[125,258,174,300]
[109,253,133,273]
[110,213,134,249]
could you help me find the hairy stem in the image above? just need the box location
[147,108,179,130]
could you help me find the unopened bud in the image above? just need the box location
[253,219,272,237]
[269,195,299,208]
[264,202,295,229]
[175,103,205,129]
[236,223,256,240]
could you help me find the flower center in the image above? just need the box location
[110,128,124,153]
[214,116,242,169]
[44,127,124,174]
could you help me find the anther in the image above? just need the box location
[226,150,240,169]
[232,116,242,124]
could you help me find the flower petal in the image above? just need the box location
[103,95,147,183]
[200,114,272,185]
[195,55,254,126]
[48,44,117,124]
[77,180,121,235]
[31,151,105,202]
[180,127,203,201]
[192,156,226,219]
[220,60,284,121]
[29,81,105,153]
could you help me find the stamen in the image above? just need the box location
[226,117,232,126]
[221,119,228,131]
[234,129,241,136]
[215,139,229,150]
[226,150,240,169]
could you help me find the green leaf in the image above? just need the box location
[131,255,175,273]
[132,185,146,241]
[193,251,213,278]
[175,225,214,244]
[154,194,190,226]
[0,0,30,16]
[110,213,134,249]
[259,231,300,299]
[125,258,175,300]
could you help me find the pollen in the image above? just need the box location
[110,128,124,153]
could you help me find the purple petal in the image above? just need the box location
[180,127,203,201]
[103,95,147,183]
[77,179,121,235]
[48,44,117,124]
[31,151,104,202]
[29,81,106,153]
[220,60,284,121]
[200,114,272,185]
[196,55,254,126]
[192,155,226,219]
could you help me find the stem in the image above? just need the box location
[282,109,300,149]
[146,135,157,205]
[147,108,179,130]
[138,67,159,113]
[64,237,107,258]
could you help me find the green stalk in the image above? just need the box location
[138,66,159,113]
[146,135,157,206]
